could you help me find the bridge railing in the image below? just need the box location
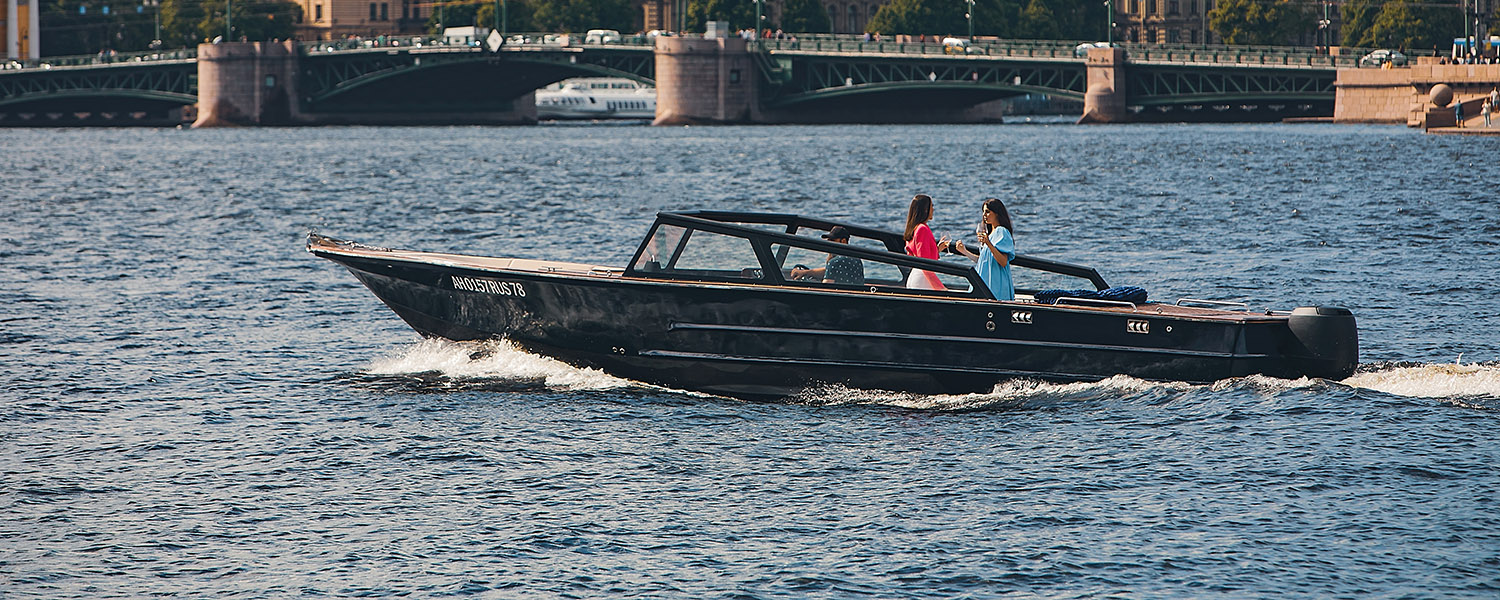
[2,47,197,71]
[299,31,654,55]
[757,33,1376,69]
[1121,43,1372,68]
[758,37,1080,59]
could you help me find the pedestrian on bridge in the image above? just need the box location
[1483,99,1493,127]
[1455,100,1465,127]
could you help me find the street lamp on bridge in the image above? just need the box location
[140,0,162,49]
[1105,0,1113,46]
[493,0,507,44]
[965,0,975,41]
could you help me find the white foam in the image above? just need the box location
[794,374,1196,410]
[365,338,632,391]
[1345,362,1500,399]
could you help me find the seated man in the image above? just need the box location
[789,226,864,285]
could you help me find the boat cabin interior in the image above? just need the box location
[625,211,1110,302]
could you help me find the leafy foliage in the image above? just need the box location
[1338,0,1380,47]
[779,0,830,33]
[1341,0,1460,50]
[426,1,480,32]
[863,0,1102,39]
[532,0,634,32]
[683,0,756,33]
[1207,0,1306,45]
[429,0,625,34]
[477,0,538,33]
[1366,0,1459,51]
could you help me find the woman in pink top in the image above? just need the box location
[903,194,946,290]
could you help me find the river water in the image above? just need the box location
[2,122,1498,598]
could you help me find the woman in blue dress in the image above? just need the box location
[962,198,1014,300]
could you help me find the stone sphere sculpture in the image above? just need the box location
[1430,84,1454,107]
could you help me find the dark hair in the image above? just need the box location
[904,194,933,241]
[982,198,1013,234]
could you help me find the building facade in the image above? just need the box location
[4,0,42,60]
[637,0,885,35]
[1113,0,1223,45]
[292,0,426,40]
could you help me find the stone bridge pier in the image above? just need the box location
[652,36,1008,125]
[193,41,534,127]
[193,41,302,127]
[652,37,758,126]
[1079,47,1127,124]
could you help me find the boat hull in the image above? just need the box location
[322,250,1350,399]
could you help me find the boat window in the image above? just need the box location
[634,225,765,280]
[772,243,901,287]
[633,224,687,272]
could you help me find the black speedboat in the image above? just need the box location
[309,211,1358,399]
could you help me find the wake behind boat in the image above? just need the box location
[309,211,1358,400]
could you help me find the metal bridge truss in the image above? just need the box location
[1127,65,1335,106]
[300,46,654,106]
[0,62,196,108]
[761,54,1087,107]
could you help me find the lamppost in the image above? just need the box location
[141,0,161,49]
[1317,2,1330,54]
[1461,0,1471,60]
[226,0,233,42]
[1105,0,1113,46]
[965,0,974,41]
[754,0,761,45]
[493,0,506,42]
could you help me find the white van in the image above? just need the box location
[585,29,621,44]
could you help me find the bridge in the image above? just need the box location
[0,34,1362,126]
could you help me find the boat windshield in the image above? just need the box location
[632,224,767,281]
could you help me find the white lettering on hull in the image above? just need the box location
[451,275,527,297]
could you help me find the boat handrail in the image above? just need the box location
[660,211,1110,290]
[1176,298,1249,310]
[1054,296,1138,309]
[591,267,626,277]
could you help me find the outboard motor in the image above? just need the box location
[1287,306,1359,379]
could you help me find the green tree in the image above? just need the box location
[1207,0,1306,45]
[866,0,1035,38]
[1338,0,1380,47]
[427,0,480,32]
[683,0,755,33]
[779,0,830,33]
[161,0,209,46]
[865,0,965,35]
[190,0,297,42]
[1018,0,1058,39]
[1039,0,1107,40]
[1367,0,1458,51]
[531,0,634,32]
[476,0,537,33]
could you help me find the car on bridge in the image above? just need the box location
[943,38,974,55]
[1074,41,1118,57]
[1359,49,1407,68]
[586,29,622,44]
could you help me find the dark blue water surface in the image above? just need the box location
[3,123,1499,598]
